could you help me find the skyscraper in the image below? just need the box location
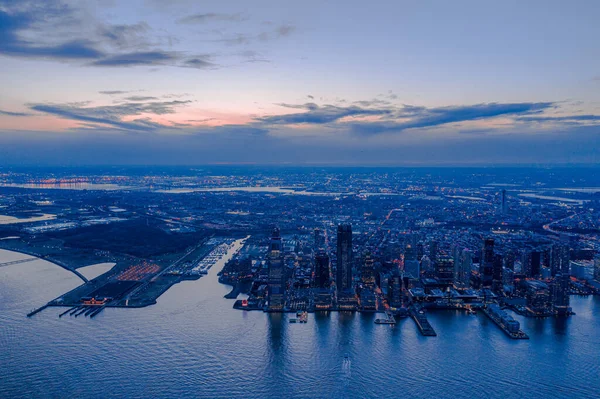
[501,189,508,215]
[492,254,504,293]
[336,224,353,293]
[429,240,439,263]
[314,251,330,289]
[267,228,285,311]
[436,256,454,284]
[361,252,376,287]
[267,227,285,311]
[551,273,571,316]
[481,239,494,288]
[314,228,325,249]
[404,244,420,279]
[531,251,541,277]
[551,244,570,276]
[455,249,473,287]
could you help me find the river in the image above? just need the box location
[1,248,599,398]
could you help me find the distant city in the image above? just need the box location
[1,166,599,340]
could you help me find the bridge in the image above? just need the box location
[0,247,89,283]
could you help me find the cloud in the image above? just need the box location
[0,109,31,116]
[123,96,158,101]
[184,57,218,69]
[89,51,178,67]
[96,22,151,50]
[0,5,105,60]
[30,99,192,131]
[213,24,296,46]
[258,103,392,125]
[178,13,246,24]
[518,114,600,122]
[348,102,555,135]
[99,90,130,95]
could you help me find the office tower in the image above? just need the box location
[314,251,330,289]
[429,240,439,263]
[501,189,508,214]
[270,227,282,252]
[481,239,494,288]
[492,254,504,293]
[405,244,417,261]
[595,256,600,282]
[268,228,285,311]
[551,273,571,315]
[505,251,516,271]
[361,252,376,287]
[531,251,541,277]
[551,244,570,276]
[336,224,353,293]
[436,256,454,284]
[521,251,532,277]
[416,242,424,260]
[387,272,402,307]
[420,255,432,273]
[456,249,473,287]
[314,228,325,249]
[404,244,420,279]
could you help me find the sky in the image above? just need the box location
[0,0,599,166]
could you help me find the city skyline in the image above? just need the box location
[1,0,600,165]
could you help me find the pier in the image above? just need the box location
[27,304,49,317]
[410,306,437,336]
[483,306,529,340]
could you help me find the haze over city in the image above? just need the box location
[1,0,599,165]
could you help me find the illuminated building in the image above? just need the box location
[336,224,353,293]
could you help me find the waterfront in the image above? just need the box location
[1,249,599,399]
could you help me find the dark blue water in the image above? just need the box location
[1,249,599,399]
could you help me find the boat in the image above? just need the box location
[374,318,396,324]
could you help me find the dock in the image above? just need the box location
[27,304,49,317]
[410,306,437,336]
[482,306,529,340]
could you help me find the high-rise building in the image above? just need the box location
[404,244,420,279]
[267,227,285,311]
[314,228,325,249]
[436,256,454,284]
[336,224,353,293]
[455,249,473,287]
[314,251,330,289]
[521,250,541,278]
[501,189,508,215]
[492,254,504,293]
[531,251,541,277]
[361,252,376,287]
[551,273,571,316]
[387,271,403,307]
[429,240,439,263]
[420,255,432,274]
[505,251,516,271]
[551,244,570,276]
[481,239,495,288]
[521,251,532,277]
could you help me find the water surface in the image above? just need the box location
[1,250,599,399]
